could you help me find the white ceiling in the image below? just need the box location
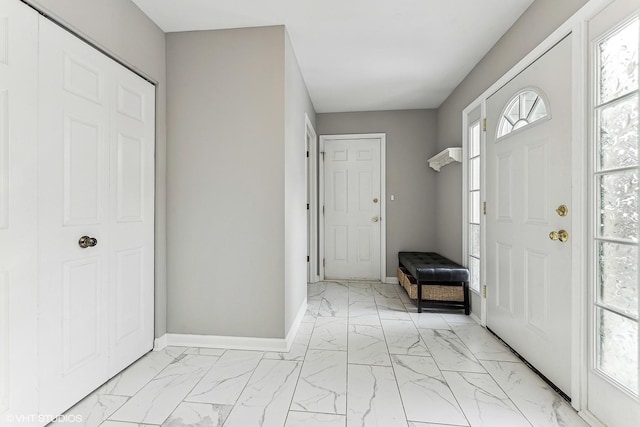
[131,0,534,113]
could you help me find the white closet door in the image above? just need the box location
[108,55,155,377]
[0,0,39,421]
[37,16,155,417]
[37,16,111,415]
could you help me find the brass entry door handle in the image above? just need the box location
[549,230,569,242]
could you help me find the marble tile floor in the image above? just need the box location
[54,281,590,427]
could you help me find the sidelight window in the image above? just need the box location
[467,119,481,293]
[592,16,639,395]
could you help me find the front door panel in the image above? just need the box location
[486,35,573,396]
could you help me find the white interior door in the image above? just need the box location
[108,45,155,378]
[586,1,640,425]
[38,16,111,415]
[486,35,573,396]
[323,135,382,280]
[37,15,155,417]
[0,0,39,421]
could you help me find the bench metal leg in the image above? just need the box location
[463,281,470,315]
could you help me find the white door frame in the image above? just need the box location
[319,133,386,282]
[305,114,320,284]
[461,0,613,418]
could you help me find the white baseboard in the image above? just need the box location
[578,410,605,427]
[153,334,167,351]
[165,333,288,352]
[162,299,308,353]
[469,312,482,325]
[385,276,399,284]
[285,298,308,351]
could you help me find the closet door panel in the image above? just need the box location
[0,0,38,422]
[108,68,154,376]
[37,16,110,416]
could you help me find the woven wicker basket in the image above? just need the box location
[397,266,410,284]
[396,267,464,302]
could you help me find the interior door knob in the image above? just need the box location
[372,216,379,222]
[78,236,98,248]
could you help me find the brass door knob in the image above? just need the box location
[549,230,568,242]
[372,216,379,222]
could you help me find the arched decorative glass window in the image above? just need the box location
[497,89,549,138]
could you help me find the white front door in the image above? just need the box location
[322,135,383,280]
[586,1,640,425]
[37,16,155,416]
[486,35,573,396]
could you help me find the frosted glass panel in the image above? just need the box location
[598,94,638,170]
[596,308,638,393]
[598,171,639,241]
[470,191,480,224]
[470,157,480,190]
[470,224,480,257]
[506,97,520,123]
[469,256,480,293]
[499,119,513,138]
[530,99,547,122]
[598,241,638,317]
[599,18,639,104]
[521,91,538,117]
[470,122,480,157]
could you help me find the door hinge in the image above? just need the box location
[482,118,487,132]
[323,258,326,267]
[483,285,487,298]
[322,205,325,215]
[307,255,310,262]
[306,151,309,158]
[321,151,325,160]
[307,203,309,210]
[483,201,487,215]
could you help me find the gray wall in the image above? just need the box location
[435,0,588,315]
[167,26,315,339]
[25,0,168,338]
[316,110,439,277]
[284,31,316,332]
[166,27,285,338]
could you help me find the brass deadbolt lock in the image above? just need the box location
[556,204,568,217]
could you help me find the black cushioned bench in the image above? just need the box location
[398,252,470,314]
